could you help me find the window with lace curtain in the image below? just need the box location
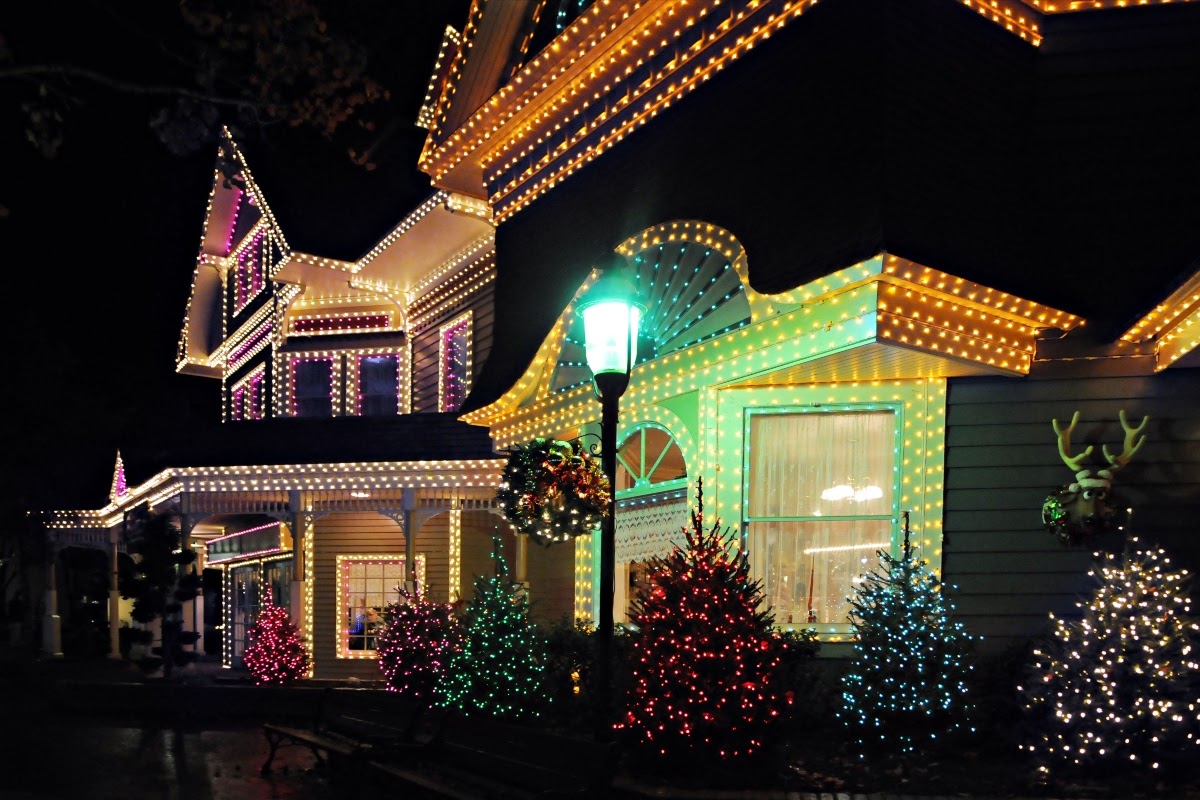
[746,409,897,628]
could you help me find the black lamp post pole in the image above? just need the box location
[593,371,627,743]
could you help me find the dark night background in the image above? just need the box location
[1,0,472,522]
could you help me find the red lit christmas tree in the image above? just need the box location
[243,603,309,685]
[376,588,463,706]
[618,478,790,764]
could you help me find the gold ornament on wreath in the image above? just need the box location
[496,437,611,546]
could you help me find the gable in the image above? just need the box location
[177,128,290,377]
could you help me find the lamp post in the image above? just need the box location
[577,269,643,742]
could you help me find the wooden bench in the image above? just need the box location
[261,687,432,774]
[369,713,615,799]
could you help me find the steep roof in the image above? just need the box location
[457,1,1200,413]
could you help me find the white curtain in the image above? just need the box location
[747,411,894,625]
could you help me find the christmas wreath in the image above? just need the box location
[496,438,611,545]
[1041,486,1120,547]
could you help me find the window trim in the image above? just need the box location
[335,554,426,659]
[232,229,266,315]
[228,364,266,421]
[288,354,341,417]
[349,350,405,416]
[438,311,473,412]
[742,405,901,636]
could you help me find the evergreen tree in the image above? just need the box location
[377,588,463,706]
[840,517,976,764]
[438,537,545,721]
[243,602,309,685]
[1020,538,1200,778]
[618,478,790,765]
[121,507,201,677]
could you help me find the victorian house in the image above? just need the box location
[38,0,1200,669]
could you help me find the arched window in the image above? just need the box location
[615,425,687,495]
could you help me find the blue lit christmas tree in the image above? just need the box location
[438,537,545,721]
[1020,538,1200,779]
[840,513,976,764]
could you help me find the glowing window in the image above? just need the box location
[337,555,425,657]
[745,410,896,627]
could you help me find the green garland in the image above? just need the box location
[1042,485,1119,547]
[496,438,610,546]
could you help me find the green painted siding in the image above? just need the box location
[943,370,1200,652]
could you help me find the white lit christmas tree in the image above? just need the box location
[1020,537,1200,777]
[840,513,976,763]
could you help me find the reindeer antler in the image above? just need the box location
[1102,409,1149,470]
[1052,411,1094,473]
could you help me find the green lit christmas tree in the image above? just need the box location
[1020,538,1200,778]
[243,602,309,685]
[376,588,463,706]
[840,514,976,764]
[618,478,791,765]
[438,537,545,721]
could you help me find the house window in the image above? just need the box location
[745,410,896,627]
[357,354,400,415]
[292,357,334,417]
[616,426,687,493]
[234,230,265,313]
[230,368,264,421]
[439,312,472,412]
[337,555,425,657]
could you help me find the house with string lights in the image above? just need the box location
[36,0,1200,671]
[37,128,582,678]
[432,0,1200,654]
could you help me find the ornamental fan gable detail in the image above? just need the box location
[461,221,1079,448]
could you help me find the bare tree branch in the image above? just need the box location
[0,64,259,111]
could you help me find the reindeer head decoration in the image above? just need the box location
[1042,410,1149,546]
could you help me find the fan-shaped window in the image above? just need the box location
[550,225,751,394]
[615,426,687,495]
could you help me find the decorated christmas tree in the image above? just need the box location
[1020,538,1200,778]
[618,478,790,764]
[840,514,976,764]
[438,537,545,720]
[242,602,309,685]
[376,588,463,706]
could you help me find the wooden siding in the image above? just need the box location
[457,512,574,624]
[943,371,1200,653]
[459,516,515,600]
[523,538,575,625]
[410,281,495,414]
[311,511,448,681]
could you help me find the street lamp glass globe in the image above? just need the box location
[581,300,641,376]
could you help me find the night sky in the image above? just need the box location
[2,0,472,519]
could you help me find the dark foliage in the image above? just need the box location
[120,507,201,676]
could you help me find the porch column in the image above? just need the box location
[402,488,417,595]
[514,533,529,586]
[42,545,63,658]
[180,515,203,655]
[108,524,121,658]
[288,491,308,630]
